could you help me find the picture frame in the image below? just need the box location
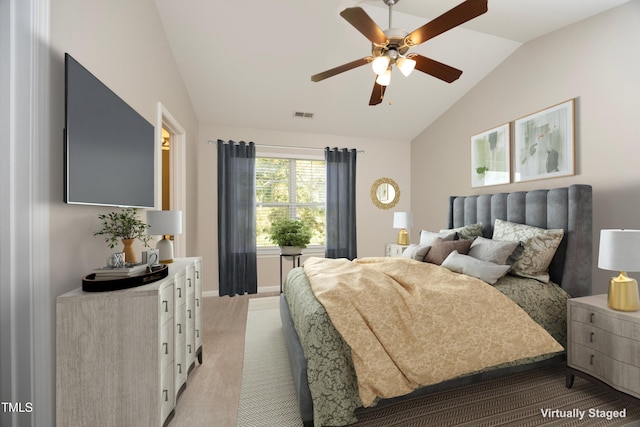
[514,99,575,182]
[471,123,510,188]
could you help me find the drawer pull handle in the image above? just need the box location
[590,332,594,343]
[188,309,192,319]
[163,389,168,402]
[178,363,182,374]
[188,344,192,353]
[196,329,200,338]
[178,287,182,298]
[188,278,192,288]
[196,271,200,279]
[178,323,182,334]
[163,300,168,312]
[590,313,595,323]
[196,298,200,307]
[590,354,595,365]
[163,342,168,355]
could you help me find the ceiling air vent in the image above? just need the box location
[293,111,314,119]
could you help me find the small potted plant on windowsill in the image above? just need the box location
[94,207,152,264]
[268,218,312,255]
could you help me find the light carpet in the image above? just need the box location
[236,296,304,427]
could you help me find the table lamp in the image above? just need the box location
[393,212,413,245]
[147,210,183,264]
[598,229,640,311]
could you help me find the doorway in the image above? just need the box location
[156,102,187,257]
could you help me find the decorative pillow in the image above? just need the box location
[423,238,473,266]
[468,236,522,265]
[419,230,456,246]
[441,251,511,285]
[401,244,431,261]
[441,223,483,240]
[492,219,564,283]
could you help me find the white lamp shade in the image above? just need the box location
[598,229,640,272]
[372,55,390,75]
[375,68,391,86]
[396,56,416,77]
[393,212,413,229]
[146,210,183,236]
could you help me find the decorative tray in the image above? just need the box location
[82,265,169,292]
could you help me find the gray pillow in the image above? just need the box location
[441,251,511,285]
[419,230,456,246]
[401,244,431,261]
[492,219,564,283]
[468,236,522,265]
[441,223,483,240]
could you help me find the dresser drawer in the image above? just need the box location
[159,283,174,325]
[160,361,175,424]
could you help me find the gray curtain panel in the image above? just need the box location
[325,147,357,260]
[217,140,257,296]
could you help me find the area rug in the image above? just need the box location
[236,296,304,427]
[237,296,640,426]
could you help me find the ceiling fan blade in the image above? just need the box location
[369,80,386,106]
[340,7,388,45]
[311,57,371,82]
[405,0,488,46]
[412,54,463,83]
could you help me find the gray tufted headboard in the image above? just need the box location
[448,184,593,297]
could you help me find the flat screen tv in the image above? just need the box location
[64,53,155,208]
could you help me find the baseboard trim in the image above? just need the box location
[202,285,281,298]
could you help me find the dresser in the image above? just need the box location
[56,257,203,427]
[566,294,640,401]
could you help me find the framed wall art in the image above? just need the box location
[471,123,510,188]
[514,99,575,182]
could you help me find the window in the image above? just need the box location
[256,156,326,248]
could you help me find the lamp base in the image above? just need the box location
[607,272,640,312]
[157,237,174,264]
[397,228,409,245]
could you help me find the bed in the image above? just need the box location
[280,184,593,426]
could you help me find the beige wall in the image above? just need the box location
[411,0,640,295]
[49,0,199,299]
[196,125,411,293]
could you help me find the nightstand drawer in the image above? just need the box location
[570,304,640,340]
[570,322,640,366]
[385,243,408,257]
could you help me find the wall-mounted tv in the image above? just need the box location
[64,53,155,208]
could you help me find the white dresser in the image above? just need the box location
[56,257,203,427]
[566,294,640,400]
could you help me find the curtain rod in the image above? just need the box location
[210,140,364,154]
[257,144,365,154]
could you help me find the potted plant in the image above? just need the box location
[268,218,312,255]
[94,208,152,264]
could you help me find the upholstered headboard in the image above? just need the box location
[447,184,592,297]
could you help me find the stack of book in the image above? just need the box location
[92,264,149,281]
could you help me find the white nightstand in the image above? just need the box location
[385,243,409,257]
[566,294,640,402]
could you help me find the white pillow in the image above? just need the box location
[468,236,521,265]
[401,244,431,261]
[441,251,511,285]
[419,230,456,246]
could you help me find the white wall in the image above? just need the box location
[196,125,411,293]
[411,0,640,295]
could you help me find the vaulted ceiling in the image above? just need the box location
[155,0,630,141]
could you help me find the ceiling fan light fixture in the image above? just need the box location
[375,68,391,86]
[372,55,390,75]
[396,56,416,77]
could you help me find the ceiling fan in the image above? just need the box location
[311,0,488,105]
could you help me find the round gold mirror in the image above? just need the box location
[370,177,400,209]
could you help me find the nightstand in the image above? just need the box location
[385,243,409,257]
[566,294,640,402]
